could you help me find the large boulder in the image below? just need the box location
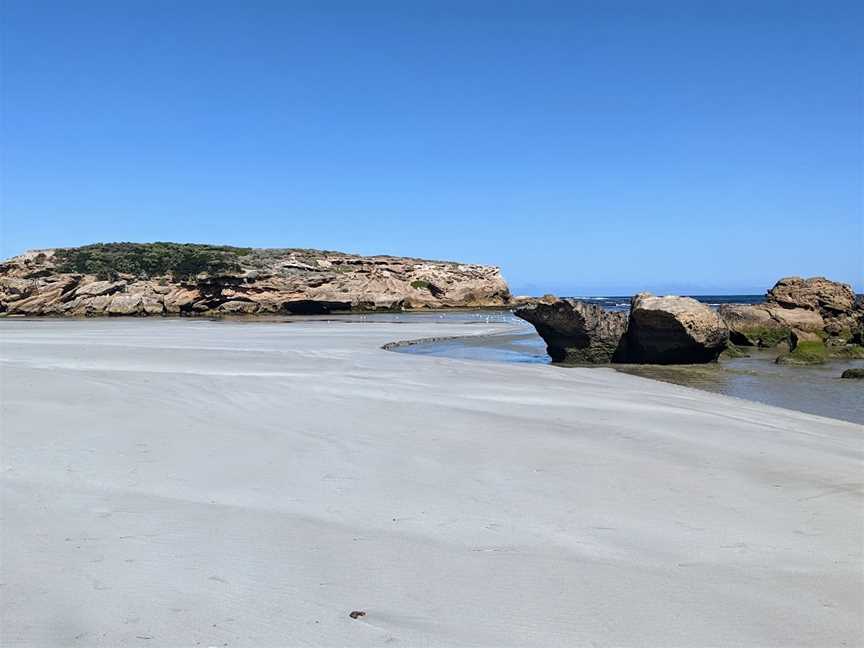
[767,276,856,315]
[718,303,824,347]
[514,298,628,363]
[764,276,862,344]
[75,280,126,297]
[769,305,828,331]
[107,293,144,315]
[625,293,729,364]
[217,300,259,314]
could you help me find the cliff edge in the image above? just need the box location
[0,243,511,316]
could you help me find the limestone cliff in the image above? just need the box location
[0,243,511,316]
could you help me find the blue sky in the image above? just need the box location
[2,0,861,295]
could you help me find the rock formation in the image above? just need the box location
[516,276,859,366]
[788,329,821,351]
[768,276,862,345]
[514,299,628,363]
[718,303,823,347]
[516,294,729,365]
[719,276,862,347]
[624,293,729,364]
[767,277,856,314]
[0,244,512,316]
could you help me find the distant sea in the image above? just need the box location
[571,295,765,312]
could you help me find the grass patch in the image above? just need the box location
[54,242,251,280]
[410,280,432,290]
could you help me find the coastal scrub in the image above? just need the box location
[54,242,251,280]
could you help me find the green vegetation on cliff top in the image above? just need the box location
[54,242,252,280]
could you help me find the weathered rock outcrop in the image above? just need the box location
[0,245,512,316]
[719,276,861,347]
[624,293,729,364]
[516,276,858,366]
[768,276,862,341]
[516,294,728,365]
[514,299,628,363]
[767,277,856,314]
[788,329,821,351]
[718,303,824,347]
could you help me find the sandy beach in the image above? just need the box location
[1,317,861,647]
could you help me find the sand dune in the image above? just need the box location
[1,318,861,646]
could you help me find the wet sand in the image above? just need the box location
[1,318,862,646]
[613,351,864,425]
[393,314,864,425]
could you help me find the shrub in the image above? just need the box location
[54,242,251,280]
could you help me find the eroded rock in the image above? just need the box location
[107,294,143,315]
[625,293,729,364]
[0,247,511,316]
[75,280,126,297]
[514,298,628,363]
[789,329,821,350]
[718,304,824,347]
[767,276,856,314]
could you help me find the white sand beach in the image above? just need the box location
[1,318,861,647]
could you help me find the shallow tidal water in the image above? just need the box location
[388,311,864,426]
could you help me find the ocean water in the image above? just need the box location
[571,294,765,312]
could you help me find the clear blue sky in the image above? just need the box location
[2,0,861,295]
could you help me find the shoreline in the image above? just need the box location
[1,317,861,646]
[0,304,521,321]
[386,325,864,426]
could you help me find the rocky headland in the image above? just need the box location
[516,276,863,366]
[0,243,512,316]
